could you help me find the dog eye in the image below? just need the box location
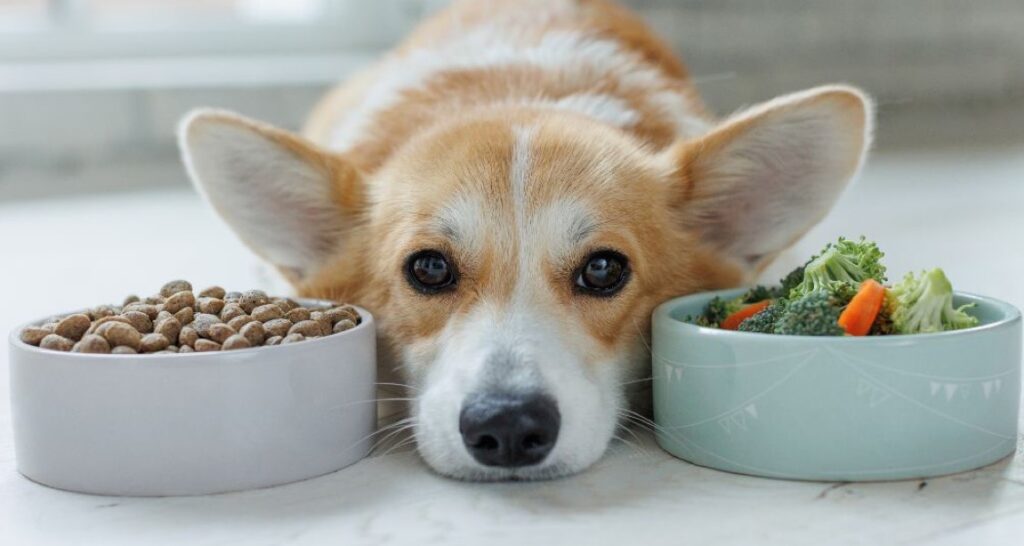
[575,251,629,296]
[406,250,456,293]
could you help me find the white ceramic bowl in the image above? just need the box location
[9,301,376,496]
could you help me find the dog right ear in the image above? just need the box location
[178,109,364,284]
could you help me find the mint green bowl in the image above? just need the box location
[652,289,1022,481]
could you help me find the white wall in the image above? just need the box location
[1,0,1021,201]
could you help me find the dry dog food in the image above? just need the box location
[20,280,360,355]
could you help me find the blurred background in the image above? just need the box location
[0,0,1021,328]
[1,0,1022,200]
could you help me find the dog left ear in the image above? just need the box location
[178,109,365,284]
[666,85,873,270]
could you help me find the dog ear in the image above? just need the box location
[178,109,364,283]
[666,85,872,270]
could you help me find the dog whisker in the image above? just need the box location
[617,376,653,387]
[369,423,420,455]
[349,416,417,450]
[326,397,419,412]
[631,316,653,357]
[374,382,422,392]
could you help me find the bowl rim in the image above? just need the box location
[654,289,1021,343]
[8,299,374,361]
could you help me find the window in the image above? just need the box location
[0,0,440,61]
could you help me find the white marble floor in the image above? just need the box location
[1,147,1023,545]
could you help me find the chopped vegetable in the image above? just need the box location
[702,295,745,326]
[684,236,978,336]
[889,268,979,334]
[774,292,846,336]
[721,300,771,330]
[778,265,806,297]
[838,279,886,336]
[789,237,886,300]
[738,300,787,333]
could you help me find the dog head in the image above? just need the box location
[179,85,872,480]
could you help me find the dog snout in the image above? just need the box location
[459,392,560,468]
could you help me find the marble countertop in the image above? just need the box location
[2,148,1023,545]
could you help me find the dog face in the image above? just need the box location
[179,86,871,480]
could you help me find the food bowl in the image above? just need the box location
[652,289,1021,481]
[9,301,376,496]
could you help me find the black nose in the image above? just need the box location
[459,392,560,468]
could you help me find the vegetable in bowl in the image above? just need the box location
[688,237,979,336]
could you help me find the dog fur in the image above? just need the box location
[178,0,872,480]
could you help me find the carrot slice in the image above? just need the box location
[721,300,771,330]
[838,279,886,336]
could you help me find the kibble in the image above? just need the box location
[178,326,199,348]
[97,322,142,351]
[160,280,193,298]
[124,303,159,320]
[40,334,74,352]
[263,318,293,338]
[239,290,270,313]
[121,310,153,334]
[206,323,236,344]
[139,333,170,353]
[89,305,116,320]
[155,316,182,342]
[194,339,221,352]
[199,286,226,299]
[220,303,246,322]
[19,326,51,346]
[163,291,195,314]
[191,313,222,338]
[227,314,254,331]
[274,298,300,313]
[222,335,251,351]
[251,304,282,322]
[174,306,194,326]
[310,311,332,336]
[334,318,356,333]
[285,307,311,323]
[73,334,111,354]
[20,281,360,355]
[197,297,225,315]
[240,321,265,346]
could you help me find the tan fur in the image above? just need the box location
[180,0,871,479]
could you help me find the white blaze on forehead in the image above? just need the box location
[327,29,702,150]
[510,126,533,234]
[436,192,488,258]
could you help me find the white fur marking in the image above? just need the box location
[328,29,700,150]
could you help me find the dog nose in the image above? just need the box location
[459,392,560,468]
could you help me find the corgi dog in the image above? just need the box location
[178,0,872,481]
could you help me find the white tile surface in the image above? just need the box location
[1,148,1022,545]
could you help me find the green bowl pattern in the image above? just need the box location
[652,289,1022,481]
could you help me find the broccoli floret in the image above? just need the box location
[868,306,896,336]
[790,237,887,299]
[778,265,806,297]
[741,285,775,304]
[738,300,787,333]
[683,314,715,327]
[702,295,745,326]
[773,291,845,336]
[890,268,978,334]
